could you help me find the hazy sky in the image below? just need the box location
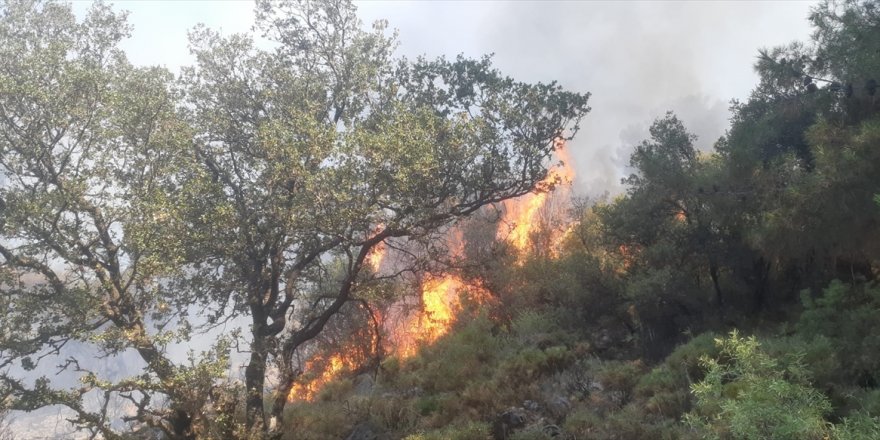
[75,0,818,195]
[366,1,819,193]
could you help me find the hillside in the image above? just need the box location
[1,1,879,439]
[280,1,880,439]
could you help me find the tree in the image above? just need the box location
[166,0,590,436]
[0,1,223,439]
[717,0,880,293]
[0,0,589,438]
[597,114,734,354]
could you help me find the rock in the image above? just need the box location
[345,421,383,440]
[403,386,423,398]
[545,395,571,420]
[594,329,613,351]
[542,424,562,437]
[353,374,375,396]
[523,399,540,412]
[492,407,528,440]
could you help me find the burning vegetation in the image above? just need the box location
[288,141,577,402]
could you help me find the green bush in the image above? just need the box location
[401,315,501,393]
[686,331,832,440]
[368,395,419,433]
[663,332,719,381]
[798,280,880,386]
[415,395,441,416]
[403,421,491,440]
[510,426,555,440]
[830,413,880,440]
[282,401,353,440]
[562,405,602,437]
[594,360,645,401]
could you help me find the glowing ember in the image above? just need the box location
[618,244,636,272]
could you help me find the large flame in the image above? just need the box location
[288,231,387,403]
[392,274,490,359]
[386,227,491,358]
[287,141,576,402]
[498,138,575,260]
[288,273,489,402]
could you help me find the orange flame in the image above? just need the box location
[392,274,490,359]
[288,272,491,402]
[287,140,578,401]
[498,138,575,260]
[618,244,638,272]
[287,353,348,402]
[288,313,380,402]
[367,242,386,271]
[366,224,387,271]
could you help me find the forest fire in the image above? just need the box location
[289,139,576,402]
[287,322,381,402]
[287,353,346,401]
[391,274,492,359]
[366,225,387,271]
[498,139,575,260]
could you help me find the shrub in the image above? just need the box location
[368,395,419,433]
[562,406,602,437]
[594,360,645,402]
[798,280,880,387]
[401,315,501,392]
[686,331,832,440]
[282,401,353,440]
[510,426,556,440]
[830,413,880,440]
[403,421,491,440]
[663,332,719,381]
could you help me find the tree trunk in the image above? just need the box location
[268,370,296,439]
[751,257,771,314]
[709,258,724,319]
[245,335,268,436]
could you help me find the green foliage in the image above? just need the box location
[5,0,880,439]
[562,406,602,438]
[593,360,645,401]
[687,332,832,440]
[0,0,591,436]
[0,0,208,436]
[509,427,555,440]
[281,401,353,440]
[798,280,880,385]
[403,421,490,440]
[562,403,691,440]
[633,334,721,418]
[830,413,880,440]
[399,315,501,393]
